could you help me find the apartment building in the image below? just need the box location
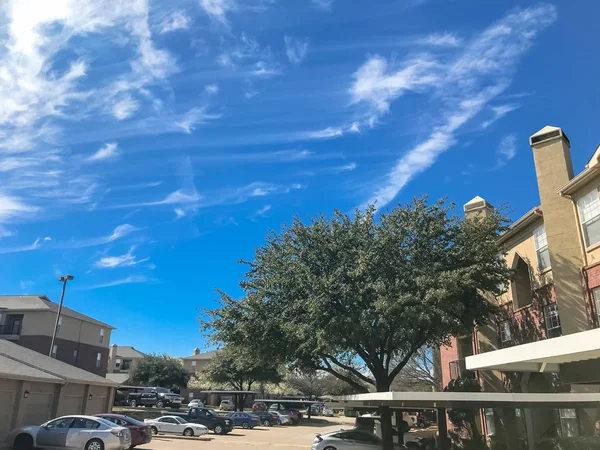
[183,348,217,375]
[106,344,146,384]
[440,126,600,445]
[0,295,114,376]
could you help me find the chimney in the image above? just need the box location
[464,196,494,218]
[530,126,586,334]
[193,348,200,356]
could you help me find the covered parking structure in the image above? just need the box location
[332,391,600,450]
[0,339,118,442]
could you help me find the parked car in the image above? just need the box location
[95,414,151,449]
[169,407,234,434]
[225,412,261,429]
[143,416,208,437]
[187,399,204,408]
[252,401,268,412]
[403,412,418,427]
[312,429,382,450]
[416,415,431,428]
[253,411,279,427]
[268,404,301,424]
[127,387,182,409]
[219,399,234,411]
[274,411,292,425]
[322,406,335,417]
[7,415,131,450]
[309,403,324,415]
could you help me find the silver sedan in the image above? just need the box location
[7,415,131,450]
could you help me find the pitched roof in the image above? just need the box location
[0,295,114,329]
[0,354,63,384]
[113,346,145,359]
[0,340,117,387]
[106,373,131,385]
[183,350,218,360]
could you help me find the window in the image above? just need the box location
[499,321,511,347]
[544,304,562,338]
[71,418,101,429]
[559,409,578,437]
[515,408,527,439]
[122,360,131,370]
[593,288,600,327]
[512,254,533,309]
[100,328,105,343]
[57,316,62,333]
[533,225,550,271]
[577,189,600,247]
[485,409,496,436]
[96,352,102,368]
[51,344,58,358]
[45,417,74,429]
[160,417,177,424]
[115,358,122,369]
[191,361,197,368]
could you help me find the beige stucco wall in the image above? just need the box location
[20,311,55,336]
[569,177,600,265]
[184,359,211,374]
[78,320,111,348]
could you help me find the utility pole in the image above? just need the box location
[49,275,74,357]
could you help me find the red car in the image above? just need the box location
[96,414,152,448]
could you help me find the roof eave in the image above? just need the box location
[558,167,600,196]
[497,207,542,246]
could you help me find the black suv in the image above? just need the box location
[170,407,234,434]
[127,387,182,409]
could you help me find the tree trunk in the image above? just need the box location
[379,406,394,450]
[432,347,443,391]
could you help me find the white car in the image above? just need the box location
[7,415,131,450]
[187,399,204,408]
[312,429,382,450]
[275,412,292,425]
[144,416,209,437]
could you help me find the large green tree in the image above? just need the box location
[202,198,511,449]
[202,348,281,410]
[129,354,190,391]
[285,370,366,399]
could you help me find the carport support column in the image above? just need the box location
[81,384,91,414]
[51,384,63,418]
[437,407,449,450]
[9,380,26,431]
[521,373,536,450]
[395,410,404,446]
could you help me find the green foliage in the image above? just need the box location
[202,198,511,394]
[202,347,281,392]
[129,354,190,390]
[444,376,482,437]
[284,370,366,399]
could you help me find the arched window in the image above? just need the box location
[511,253,533,309]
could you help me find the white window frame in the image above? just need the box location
[499,321,511,347]
[191,361,197,368]
[57,316,62,334]
[577,189,600,247]
[115,358,122,369]
[96,352,102,368]
[544,303,562,338]
[533,225,550,271]
[51,344,58,358]
[73,349,78,359]
[100,328,105,343]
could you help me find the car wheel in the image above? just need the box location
[150,427,158,435]
[129,399,137,407]
[214,425,223,434]
[183,428,194,437]
[263,420,271,427]
[323,447,337,450]
[241,421,250,429]
[14,434,33,450]
[85,438,104,450]
[156,401,164,409]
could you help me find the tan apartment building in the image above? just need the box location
[440,126,600,447]
[106,344,146,385]
[183,348,217,375]
[0,295,114,376]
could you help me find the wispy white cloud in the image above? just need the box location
[57,224,138,250]
[111,189,201,209]
[0,238,42,255]
[480,103,522,129]
[88,143,120,162]
[112,96,139,120]
[194,148,320,164]
[218,33,282,78]
[176,107,222,134]
[358,3,557,207]
[88,275,151,289]
[284,36,309,64]
[496,134,517,167]
[95,246,149,269]
[311,0,333,11]
[205,84,220,94]
[160,10,191,34]
[200,0,237,26]
[420,32,463,47]
[251,204,272,220]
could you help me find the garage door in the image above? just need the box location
[57,394,84,416]
[21,392,53,426]
[0,380,17,441]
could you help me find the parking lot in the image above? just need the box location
[143,417,347,450]
[137,417,437,450]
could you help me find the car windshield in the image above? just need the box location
[206,409,219,417]
[123,416,145,426]
[172,417,187,424]
[155,388,170,393]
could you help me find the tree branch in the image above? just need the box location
[322,353,375,386]
[387,334,427,384]
[318,360,370,394]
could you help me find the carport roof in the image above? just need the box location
[0,340,118,387]
[0,354,63,384]
[332,391,600,409]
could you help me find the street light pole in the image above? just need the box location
[49,275,74,357]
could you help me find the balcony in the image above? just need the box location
[449,358,475,380]
[0,322,22,339]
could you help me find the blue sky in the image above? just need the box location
[0,0,598,357]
